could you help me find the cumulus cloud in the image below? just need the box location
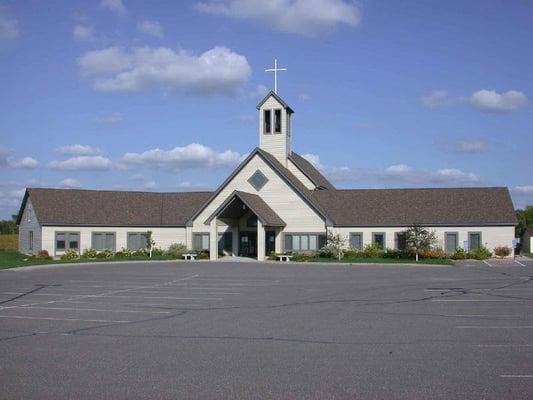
[469,90,528,113]
[421,90,454,108]
[138,20,163,38]
[59,178,82,188]
[9,157,39,169]
[99,0,127,16]
[56,144,102,156]
[454,140,488,154]
[78,46,251,95]
[513,185,533,195]
[0,189,25,209]
[303,154,479,185]
[196,0,361,37]
[49,156,112,171]
[0,8,18,39]
[120,143,244,170]
[73,25,95,42]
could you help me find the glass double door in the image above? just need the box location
[239,231,275,258]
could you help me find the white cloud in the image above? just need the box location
[196,0,361,37]
[304,154,479,185]
[299,93,310,101]
[78,46,251,95]
[0,147,9,166]
[454,140,488,154]
[97,112,124,123]
[0,8,18,39]
[9,157,39,169]
[48,156,112,171]
[99,0,127,16]
[128,173,146,181]
[0,189,25,209]
[142,180,157,189]
[421,90,454,108]
[138,20,163,38]
[59,178,82,188]
[56,144,102,156]
[73,25,95,42]
[120,143,244,170]
[513,185,533,195]
[469,90,528,113]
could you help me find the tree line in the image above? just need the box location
[0,215,18,235]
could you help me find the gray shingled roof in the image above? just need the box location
[20,188,212,226]
[205,190,285,227]
[312,187,517,227]
[289,152,336,190]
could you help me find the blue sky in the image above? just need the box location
[1,0,532,218]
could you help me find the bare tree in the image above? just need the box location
[145,231,155,258]
[326,231,346,261]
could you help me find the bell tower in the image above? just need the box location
[257,59,294,167]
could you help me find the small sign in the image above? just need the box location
[512,239,517,249]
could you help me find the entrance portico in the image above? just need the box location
[205,190,285,261]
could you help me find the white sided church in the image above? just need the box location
[17,90,517,260]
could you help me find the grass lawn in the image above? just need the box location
[295,257,453,265]
[0,250,188,270]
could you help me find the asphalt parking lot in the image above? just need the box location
[1,259,533,399]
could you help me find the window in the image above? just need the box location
[284,234,326,252]
[395,232,407,251]
[445,232,458,254]
[349,233,363,250]
[248,170,268,191]
[55,232,79,252]
[92,232,116,251]
[246,215,258,228]
[29,231,33,251]
[127,232,148,250]
[468,232,482,251]
[274,109,282,133]
[193,233,210,251]
[218,232,233,254]
[263,110,271,134]
[372,233,385,250]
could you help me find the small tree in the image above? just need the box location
[325,231,346,261]
[145,231,155,258]
[403,224,437,262]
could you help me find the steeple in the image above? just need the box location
[256,91,294,167]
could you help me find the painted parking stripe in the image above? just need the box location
[432,299,526,302]
[55,300,205,307]
[515,260,526,267]
[500,375,533,378]
[457,326,533,329]
[0,315,130,323]
[11,306,171,314]
[478,344,533,347]
[483,260,493,267]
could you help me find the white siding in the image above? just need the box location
[41,226,187,256]
[259,96,291,166]
[192,153,325,233]
[18,199,41,255]
[330,226,515,253]
[287,158,316,189]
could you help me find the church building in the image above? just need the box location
[17,90,517,260]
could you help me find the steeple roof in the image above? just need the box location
[256,91,294,113]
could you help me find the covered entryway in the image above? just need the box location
[204,190,285,261]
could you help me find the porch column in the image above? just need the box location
[257,219,266,261]
[210,217,218,260]
[186,226,193,251]
[232,227,239,256]
[275,227,283,254]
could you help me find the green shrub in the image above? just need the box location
[196,250,209,260]
[151,247,164,256]
[344,248,363,258]
[383,249,403,259]
[469,246,492,260]
[132,248,149,257]
[318,245,338,259]
[60,249,79,260]
[450,248,468,260]
[96,249,114,259]
[114,251,127,258]
[420,247,446,259]
[165,243,187,258]
[362,244,383,258]
[494,246,511,258]
[82,248,98,259]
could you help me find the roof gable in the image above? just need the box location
[256,91,294,114]
[288,152,335,190]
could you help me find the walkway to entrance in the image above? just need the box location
[218,255,260,262]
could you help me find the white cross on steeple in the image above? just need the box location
[265,58,287,94]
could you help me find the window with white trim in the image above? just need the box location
[127,232,148,250]
[284,234,326,252]
[92,232,116,251]
[55,232,79,252]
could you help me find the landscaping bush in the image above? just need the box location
[318,245,338,259]
[114,251,127,258]
[36,250,52,259]
[420,247,446,259]
[60,249,79,260]
[494,246,511,258]
[383,249,403,259]
[450,248,469,260]
[132,248,149,257]
[166,243,188,258]
[196,250,209,260]
[82,248,98,258]
[469,246,492,260]
[362,244,383,258]
[96,249,114,259]
[344,248,363,258]
[151,247,164,256]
